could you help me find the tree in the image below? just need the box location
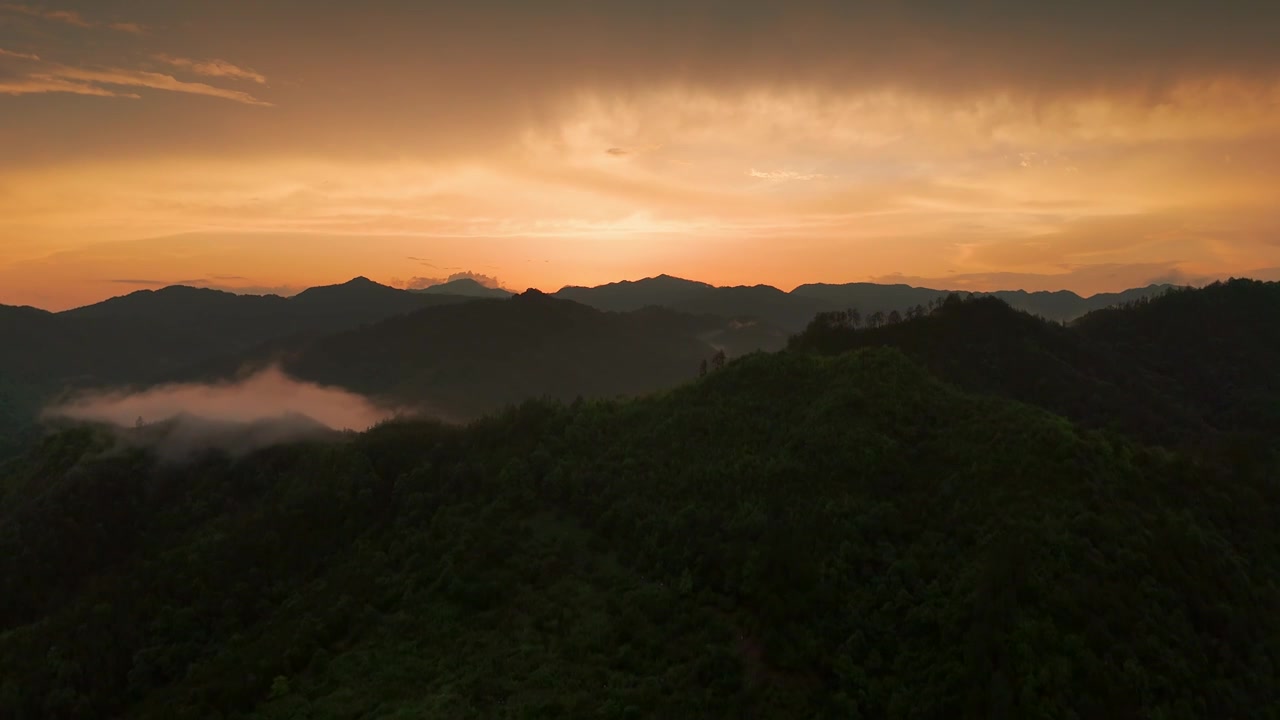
[887,310,903,325]
[847,308,862,329]
[269,675,291,699]
[868,311,886,329]
[710,349,726,371]
[699,359,708,377]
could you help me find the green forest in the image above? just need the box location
[2,279,1279,718]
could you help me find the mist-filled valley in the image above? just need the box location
[2,276,1279,718]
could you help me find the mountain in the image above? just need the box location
[789,279,1280,454]
[1,278,479,388]
[2,339,1277,717]
[785,281,1176,324]
[0,278,482,461]
[413,278,513,299]
[553,273,716,310]
[263,290,724,420]
[557,275,1175,331]
[555,275,824,331]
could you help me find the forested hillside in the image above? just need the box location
[3,278,1280,717]
[789,279,1280,459]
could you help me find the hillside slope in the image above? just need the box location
[789,280,1280,454]
[1,348,1277,718]
[274,291,719,419]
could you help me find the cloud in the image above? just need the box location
[604,144,661,158]
[0,3,139,31]
[155,54,267,84]
[42,8,86,27]
[107,21,145,34]
[107,278,182,286]
[0,47,40,61]
[0,74,140,98]
[399,270,505,290]
[43,367,403,460]
[748,168,830,182]
[0,3,86,27]
[3,2,1280,306]
[0,60,271,104]
[52,66,271,105]
[45,366,397,433]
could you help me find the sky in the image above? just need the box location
[2,0,1279,310]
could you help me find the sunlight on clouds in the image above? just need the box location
[3,79,1280,307]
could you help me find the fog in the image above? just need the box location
[43,367,400,459]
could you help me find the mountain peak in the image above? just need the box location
[416,278,513,298]
[644,274,711,287]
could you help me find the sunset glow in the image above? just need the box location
[3,1,1279,309]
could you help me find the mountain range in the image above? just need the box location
[0,273,1187,458]
[2,278,1277,717]
[552,274,1173,328]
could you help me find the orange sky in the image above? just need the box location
[2,1,1279,310]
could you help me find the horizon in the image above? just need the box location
[3,2,1280,310]
[0,268,1242,314]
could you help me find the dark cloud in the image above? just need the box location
[399,270,505,290]
[6,0,1277,165]
[269,0,1280,98]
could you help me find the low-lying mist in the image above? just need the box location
[43,367,400,460]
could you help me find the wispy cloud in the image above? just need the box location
[748,168,830,182]
[0,74,139,98]
[155,54,267,84]
[107,21,145,34]
[604,144,662,158]
[0,57,271,105]
[54,66,271,105]
[1,3,143,32]
[0,47,40,60]
[108,278,192,286]
[1,3,83,26]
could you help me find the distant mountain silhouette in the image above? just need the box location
[554,274,716,310]
[554,274,823,329]
[555,274,1175,330]
[4,278,478,388]
[413,278,513,299]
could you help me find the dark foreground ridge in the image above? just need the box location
[2,280,1279,718]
